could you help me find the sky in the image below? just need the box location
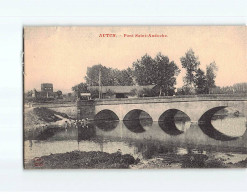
[24,26,246,93]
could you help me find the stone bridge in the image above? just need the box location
[77,94,247,123]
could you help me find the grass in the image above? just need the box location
[25,151,140,169]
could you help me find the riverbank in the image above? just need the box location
[25,151,140,169]
[24,106,76,140]
[131,152,247,169]
[24,148,247,169]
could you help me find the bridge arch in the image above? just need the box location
[199,106,227,122]
[198,106,246,141]
[94,109,119,121]
[158,109,191,135]
[123,109,153,121]
[123,109,153,133]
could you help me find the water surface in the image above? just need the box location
[24,115,247,166]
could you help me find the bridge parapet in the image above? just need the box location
[94,94,247,106]
[77,94,247,121]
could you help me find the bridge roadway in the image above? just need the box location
[77,94,247,123]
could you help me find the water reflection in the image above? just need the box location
[26,127,64,141]
[198,121,238,141]
[199,107,246,140]
[24,113,247,163]
[95,120,119,131]
[159,121,185,135]
[211,117,246,137]
[123,119,153,133]
[78,124,96,141]
[158,109,191,135]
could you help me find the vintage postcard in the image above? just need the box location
[23,26,247,169]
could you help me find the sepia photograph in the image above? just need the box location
[23,26,247,169]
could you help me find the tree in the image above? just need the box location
[206,61,218,91]
[195,68,208,94]
[72,82,89,98]
[27,90,33,97]
[180,49,200,90]
[176,87,189,95]
[133,53,180,96]
[56,90,63,99]
[114,68,134,86]
[154,53,180,96]
[72,82,89,93]
[233,82,247,93]
[85,64,134,86]
[85,64,115,86]
[56,90,62,96]
[132,54,157,85]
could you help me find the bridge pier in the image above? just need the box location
[77,100,95,120]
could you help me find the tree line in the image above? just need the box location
[72,48,218,97]
[210,83,247,94]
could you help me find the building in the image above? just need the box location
[88,85,156,99]
[41,83,53,92]
[31,83,63,100]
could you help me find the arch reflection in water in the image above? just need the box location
[95,120,119,131]
[199,107,247,141]
[123,109,153,121]
[198,106,246,141]
[123,119,153,133]
[158,109,191,136]
[123,109,153,133]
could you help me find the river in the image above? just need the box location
[24,114,247,168]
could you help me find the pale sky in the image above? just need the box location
[24,26,246,93]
